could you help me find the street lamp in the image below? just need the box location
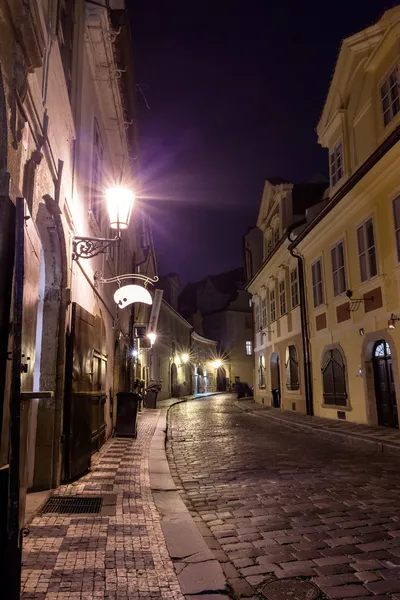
[72,186,135,260]
[213,359,223,369]
[181,353,189,364]
[147,332,157,346]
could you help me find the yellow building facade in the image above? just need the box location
[248,179,326,413]
[293,7,400,427]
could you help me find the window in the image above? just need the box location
[381,67,400,127]
[279,280,286,316]
[357,218,377,283]
[269,289,276,322]
[331,241,347,296]
[258,354,266,387]
[322,348,347,406]
[329,142,343,187]
[261,297,267,328]
[254,300,260,332]
[285,345,299,391]
[290,267,299,308]
[311,258,324,308]
[91,119,104,228]
[374,341,391,357]
[246,341,252,356]
[57,0,75,97]
[393,196,400,262]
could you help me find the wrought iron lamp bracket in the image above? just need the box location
[93,271,159,289]
[72,235,120,260]
[345,290,374,312]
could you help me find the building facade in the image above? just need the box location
[247,180,327,412]
[180,268,253,391]
[0,0,147,532]
[191,332,217,395]
[292,7,400,428]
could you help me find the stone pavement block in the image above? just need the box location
[316,563,356,576]
[314,555,352,566]
[240,564,277,576]
[178,560,226,595]
[221,562,240,579]
[367,579,400,593]
[228,577,254,597]
[275,566,317,578]
[354,570,382,582]
[312,573,359,587]
[323,584,370,598]
[246,574,269,586]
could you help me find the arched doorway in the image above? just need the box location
[270,352,281,408]
[373,340,398,428]
[217,367,226,392]
[171,362,178,397]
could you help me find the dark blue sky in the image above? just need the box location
[130,0,392,285]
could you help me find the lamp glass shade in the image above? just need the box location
[106,187,134,230]
[114,285,152,309]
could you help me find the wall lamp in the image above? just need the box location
[72,187,134,260]
[388,314,400,329]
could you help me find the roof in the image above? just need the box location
[179,267,246,315]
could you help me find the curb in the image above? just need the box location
[149,395,229,600]
[234,401,400,456]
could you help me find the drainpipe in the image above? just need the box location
[287,223,313,416]
[43,195,69,487]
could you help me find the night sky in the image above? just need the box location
[130,1,392,285]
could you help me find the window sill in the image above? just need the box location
[321,403,352,411]
[258,385,267,390]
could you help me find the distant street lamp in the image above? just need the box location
[213,359,223,369]
[181,353,189,364]
[147,332,157,346]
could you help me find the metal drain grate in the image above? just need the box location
[262,580,320,600]
[40,496,103,515]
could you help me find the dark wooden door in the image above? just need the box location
[373,341,398,428]
[64,303,107,480]
[271,353,281,408]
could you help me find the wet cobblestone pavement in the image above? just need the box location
[167,394,400,600]
[21,410,184,600]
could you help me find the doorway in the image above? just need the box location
[373,340,398,428]
[217,367,226,392]
[270,352,281,408]
[171,362,178,397]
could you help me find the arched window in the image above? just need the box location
[286,345,299,390]
[374,341,391,357]
[258,354,266,387]
[322,347,347,406]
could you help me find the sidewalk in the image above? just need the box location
[235,399,400,454]
[21,392,228,600]
[21,409,185,600]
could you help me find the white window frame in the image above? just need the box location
[258,354,266,387]
[254,299,260,332]
[381,66,400,127]
[290,267,299,308]
[269,288,276,323]
[331,240,347,297]
[311,258,324,308]
[246,341,252,356]
[329,141,343,187]
[261,297,267,329]
[356,217,378,283]
[279,280,286,316]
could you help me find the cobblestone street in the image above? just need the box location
[167,394,400,600]
[21,410,184,600]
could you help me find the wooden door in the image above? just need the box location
[373,341,398,428]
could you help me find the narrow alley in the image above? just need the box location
[167,394,400,599]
